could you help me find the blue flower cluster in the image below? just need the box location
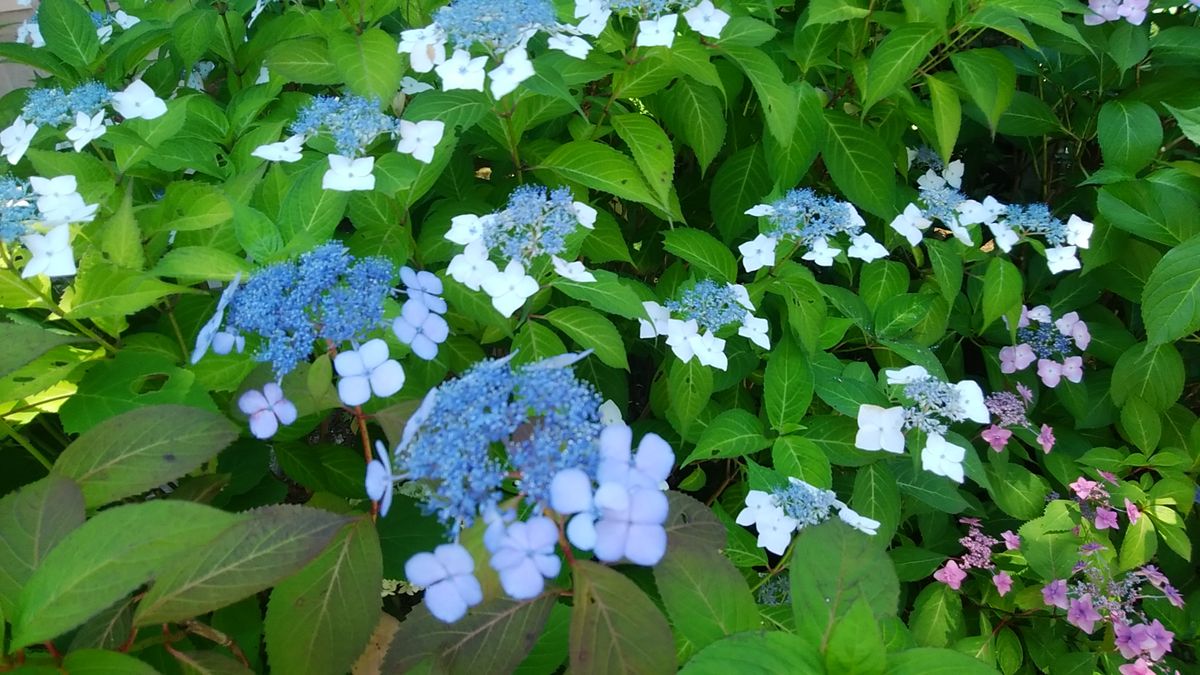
[918,183,968,224]
[435,0,558,53]
[610,0,700,17]
[665,279,745,332]
[1004,204,1068,247]
[0,176,35,243]
[225,242,395,378]
[761,188,865,245]
[909,146,945,172]
[481,185,581,262]
[21,82,111,127]
[290,95,397,157]
[771,480,838,527]
[395,355,603,528]
[902,376,968,435]
[1018,322,1076,359]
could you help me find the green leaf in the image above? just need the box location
[981,257,1022,332]
[1097,100,1162,174]
[710,143,771,243]
[653,539,758,653]
[0,323,86,379]
[852,462,902,543]
[174,9,217,67]
[511,321,567,363]
[611,113,675,204]
[553,270,646,321]
[718,45,796,145]
[60,649,160,675]
[665,492,728,552]
[403,91,489,132]
[539,141,662,210]
[153,247,252,283]
[55,405,237,509]
[1164,103,1200,146]
[613,54,679,99]
[950,49,1016,133]
[101,187,145,271]
[822,113,897,218]
[718,16,778,47]
[0,475,85,618]
[668,358,713,437]
[1118,515,1156,571]
[790,521,899,648]
[12,502,243,647]
[329,28,402,102]
[863,24,940,111]
[885,647,998,675]
[680,632,823,674]
[1120,396,1161,453]
[419,596,558,674]
[570,560,674,675]
[889,546,948,583]
[662,228,738,282]
[807,0,870,25]
[276,162,351,254]
[925,239,963,304]
[38,0,101,70]
[134,505,352,626]
[265,518,382,675]
[926,74,961,164]
[266,38,340,85]
[908,584,964,648]
[144,182,234,233]
[1141,235,1200,347]
[860,260,911,314]
[544,307,628,370]
[772,437,831,489]
[658,79,725,174]
[764,335,813,434]
[1110,342,1185,412]
[173,650,255,675]
[683,409,769,465]
[893,461,969,513]
[825,598,887,675]
[1019,501,1080,579]
[986,463,1050,520]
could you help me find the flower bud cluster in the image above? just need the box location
[640,280,769,370]
[740,188,886,271]
[933,518,1018,597]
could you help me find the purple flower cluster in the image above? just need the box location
[1084,0,1148,26]
[981,386,1055,454]
[932,518,1017,597]
[1000,305,1089,388]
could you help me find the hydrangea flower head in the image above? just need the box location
[435,0,558,54]
[290,95,397,157]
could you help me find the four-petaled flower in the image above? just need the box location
[1,117,37,164]
[934,560,967,589]
[405,544,483,623]
[683,0,731,38]
[637,14,678,48]
[111,80,167,120]
[252,134,305,163]
[922,434,966,483]
[66,111,106,152]
[334,338,406,406]
[322,155,375,192]
[855,404,906,453]
[238,382,298,439]
[1067,594,1102,633]
[436,50,487,92]
[481,260,539,317]
[365,440,398,516]
[396,120,445,164]
[20,224,75,278]
[487,516,562,600]
[739,233,777,272]
[489,49,536,98]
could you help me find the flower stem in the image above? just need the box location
[0,418,53,471]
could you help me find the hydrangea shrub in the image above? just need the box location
[0,0,1196,673]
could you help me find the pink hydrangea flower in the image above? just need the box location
[1000,344,1036,373]
[1069,477,1099,500]
[1124,498,1140,525]
[981,425,1012,452]
[1037,424,1055,453]
[1067,594,1102,633]
[1001,530,1020,550]
[1016,383,1034,402]
[1061,355,1084,384]
[1118,660,1154,675]
[1043,579,1068,609]
[934,560,967,590]
[1115,619,1174,660]
[1095,507,1119,530]
[1037,359,1064,387]
[992,572,1013,596]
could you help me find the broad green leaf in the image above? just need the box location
[329,29,402,102]
[1141,235,1200,347]
[764,83,825,190]
[662,228,737,282]
[539,141,661,210]
[1097,100,1162,174]
[38,0,101,70]
[276,163,350,254]
[383,597,556,674]
[668,359,713,437]
[886,647,997,674]
[1118,514,1156,571]
[791,521,899,648]
[511,321,568,363]
[860,260,910,314]
[764,335,813,434]
[950,49,1016,133]
[153,247,252,283]
[852,462,902,542]
[145,182,234,233]
[986,463,1050,520]
[134,505,352,625]
[403,91,489,132]
[772,436,831,488]
[889,546,948,582]
[12,502,242,647]
[807,0,870,25]
[171,650,254,675]
[825,598,887,675]
[173,9,217,67]
[553,269,646,320]
[1120,396,1161,453]
[60,649,160,675]
[612,114,675,203]
[613,54,679,99]
[1109,342,1185,412]
[658,78,725,174]
[909,584,964,648]
[926,74,961,164]
[0,323,86,379]
[544,307,628,370]
[266,38,341,85]
[1164,103,1200,146]
[719,45,796,145]
[680,632,823,674]
[683,409,769,465]
[893,461,969,513]
[55,405,236,508]
[570,561,675,675]
[0,475,85,618]
[665,492,728,553]
[863,24,940,111]
[653,540,758,654]
[718,16,778,47]
[1019,501,1080,579]
[61,257,195,319]
[822,113,897,218]
[710,143,771,243]
[925,239,963,304]
[265,518,382,675]
[981,257,1022,333]
[102,187,145,271]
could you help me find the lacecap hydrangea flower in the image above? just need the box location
[740,188,886,271]
[575,0,731,47]
[446,184,597,317]
[736,476,878,555]
[393,267,450,361]
[639,280,769,370]
[855,365,989,483]
[999,304,1089,388]
[1,175,98,279]
[1084,0,1149,26]
[251,94,445,192]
